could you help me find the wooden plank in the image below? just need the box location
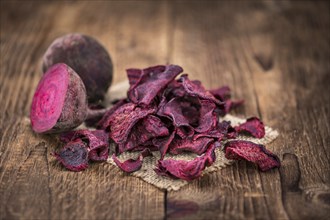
[1,1,329,219]
[244,2,330,219]
[166,1,329,219]
[0,1,167,219]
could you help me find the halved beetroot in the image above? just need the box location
[30,63,87,133]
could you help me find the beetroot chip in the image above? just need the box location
[89,147,109,162]
[163,80,186,99]
[97,98,128,129]
[112,149,152,173]
[126,68,142,86]
[60,129,109,161]
[195,100,217,133]
[118,115,169,153]
[128,65,183,105]
[154,143,218,181]
[235,117,265,138]
[53,139,89,172]
[157,97,190,126]
[176,125,195,139]
[193,121,235,141]
[105,103,156,144]
[142,115,169,137]
[179,74,222,106]
[153,131,176,159]
[223,99,244,114]
[60,129,108,146]
[210,86,231,101]
[225,140,280,171]
[169,137,214,155]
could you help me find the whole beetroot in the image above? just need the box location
[30,63,106,134]
[42,33,113,103]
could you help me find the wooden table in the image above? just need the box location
[1,1,329,219]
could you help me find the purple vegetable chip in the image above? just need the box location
[112,149,152,173]
[210,85,244,116]
[53,139,89,172]
[153,131,176,159]
[225,140,280,171]
[128,65,183,105]
[234,117,265,138]
[157,96,200,129]
[176,125,195,139]
[179,74,222,106]
[169,137,214,155]
[126,68,142,86]
[97,98,128,129]
[118,115,169,153]
[210,86,231,101]
[223,99,244,114]
[59,129,109,161]
[193,120,235,141]
[163,80,186,99]
[154,142,218,181]
[194,100,217,133]
[105,103,156,144]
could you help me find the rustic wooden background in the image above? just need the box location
[1,1,329,219]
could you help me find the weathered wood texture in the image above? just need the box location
[0,1,329,220]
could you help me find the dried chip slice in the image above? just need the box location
[234,117,265,138]
[225,140,280,171]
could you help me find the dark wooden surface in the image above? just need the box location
[1,1,329,219]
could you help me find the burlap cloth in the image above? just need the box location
[105,81,279,191]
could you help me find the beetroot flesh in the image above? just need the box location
[30,63,88,133]
[225,140,280,171]
[42,33,113,103]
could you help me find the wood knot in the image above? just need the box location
[254,53,273,72]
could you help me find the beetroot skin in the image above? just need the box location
[30,63,108,133]
[30,63,88,133]
[42,33,113,103]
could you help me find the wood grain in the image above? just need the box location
[0,1,166,220]
[166,1,330,220]
[0,1,329,220]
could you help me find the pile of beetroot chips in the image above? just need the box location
[54,64,280,180]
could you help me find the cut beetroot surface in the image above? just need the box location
[234,117,265,138]
[30,63,69,133]
[30,63,91,134]
[225,140,280,171]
